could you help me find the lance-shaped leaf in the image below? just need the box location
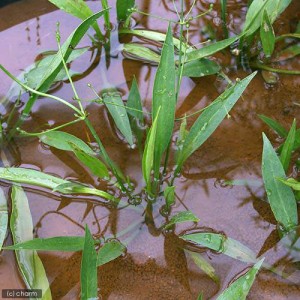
[262,134,298,231]
[5,237,85,252]
[164,185,175,211]
[216,259,264,300]
[152,24,176,178]
[176,72,256,172]
[81,226,98,300]
[260,10,275,57]
[123,43,161,64]
[142,109,160,190]
[117,0,135,21]
[280,119,296,172]
[10,186,52,299]
[274,44,300,62]
[102,88,133,146]
[181,232,257,264]
[120,29,191,52]
[0,188,8,251]
[163,211,199,230]
[39,131,94,154]
[97,240,126,266]
[48,0,102,37]
[69,142,109,179]
[258,114,288,138]
[0,168,115,202]
[182,58,220,78]
[185,36,239,63]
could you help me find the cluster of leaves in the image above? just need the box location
[0,0,299,299]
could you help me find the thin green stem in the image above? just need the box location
[101,0,111,30]
[250,63,300,75]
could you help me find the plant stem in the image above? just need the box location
[101,0,111,30]
[250,62,300,75]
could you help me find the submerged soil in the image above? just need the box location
[0,0,300,299]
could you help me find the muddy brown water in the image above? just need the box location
[0,0,300,299]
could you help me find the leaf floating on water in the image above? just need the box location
[182,58,220,78]
[97,240,126,266]
[262,134,298,231]
[81,225,98,300]
[176,72,256,173]
[10,186,52,299]
[274,44,300,62]
[5,236,85,252]
[152,24,176,178]
[39,130,94,154]
[102,88,134,146]
[164,211,199,230]
[216,259,264,300]
[123,43,161,64]
[0,167,115,202]
[0,188,8,251]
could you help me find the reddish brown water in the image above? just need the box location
[0,0,300,299]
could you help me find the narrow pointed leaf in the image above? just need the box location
[280,119,296,171]
[0,188,8,251]
[152,24,176,178]
[274,44,300,62]
[260,10,275,57]
[181,232,257,264]
[182,58,220,78]
[164,185,175,211]
[69,142,109,179]
[102,88,133,146]
[258,115,287,138]
[97,240,126,266]
[10,186,52,299]
[216,259,264,300]
[164,211,199,230]
[278,178,300,191]
[39,131,94,154]
[48,0,102,36]
[0,168,115,201]
[81,226,98,300]
[5,237,85,251]
[117,0,135,21]
[176,72,256,172]
[262,134,298,231]
[123,43,161,64]
[185,36,239,63]
[142,109,160,189]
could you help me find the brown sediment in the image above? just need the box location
[0,0,300,299]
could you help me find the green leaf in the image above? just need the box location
[81,225,98,300]
[258,114,287,138]
[97,240,126,266]
[260,10,275,57]
[48,0,102,37]
[164,186,175,211]
[216,259,264,300]
[152,24,176,178]
[181,232,258,264]
[142,109,160,190]
[280,119,296,172]
[102,88,133,146]
[176,73,256,172]
[10,186,52,299]
[0,168,115,202]
[274,44,300,62]
[117,0,135,21]
[185,36,240,63]
[127,77,144,151]
[262,134,298,231]
[123,43,161,64]
[39,131,94,154]
[164,211,199,230]
[278,178,300,191]
[5,237,85,251]
[182,58,220,78]
[0,188,8,251]
[69,142,109,179]
[186,250,219,283]
[120,29,191,52]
